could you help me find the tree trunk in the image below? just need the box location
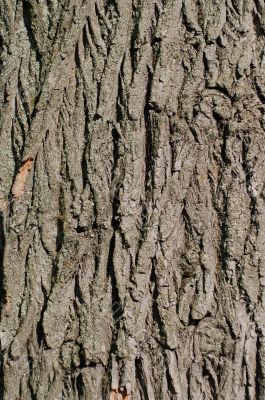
[1,0,265,399]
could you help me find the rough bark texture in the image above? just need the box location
[1,0,265,399]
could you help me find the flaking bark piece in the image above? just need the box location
[11,158,34,199]
[110,388,129,400]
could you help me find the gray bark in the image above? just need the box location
[0,0,265,399]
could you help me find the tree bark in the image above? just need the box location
[1,0,265,399]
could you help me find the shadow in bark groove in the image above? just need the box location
[116,55,127,122]
[107,233,123,325]
[0,356,3,400]
[76,373,85,398]
[165,366,177,397]
[36,283,50,348]
[135,357,149,400]
[56,187,65,253]
[256,335,264,400]
[202,361,217,399]
[106,127,123,324]
[150,258,165,343]
[22,0,42,61]
[80,94,90,189]
[0,213,5,308]
[0,227,4,399]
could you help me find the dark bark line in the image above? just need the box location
[1,0,265,399]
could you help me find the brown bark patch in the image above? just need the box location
[110,388,129,400]
[11,158,34,199]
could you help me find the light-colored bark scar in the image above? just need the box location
[110,388,129,400]
[12,158,34,199]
